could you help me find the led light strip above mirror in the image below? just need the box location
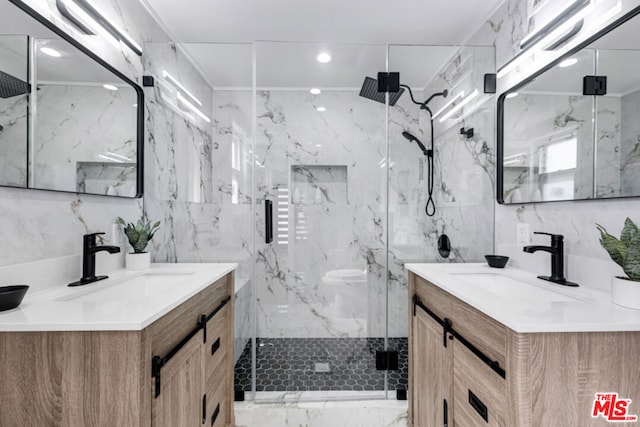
[55,0,142,56]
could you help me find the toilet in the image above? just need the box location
[322,269,368,318]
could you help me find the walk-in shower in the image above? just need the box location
[170,41,498,403]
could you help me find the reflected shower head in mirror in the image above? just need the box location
[402,131,429,156]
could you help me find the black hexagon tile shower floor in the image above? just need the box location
[234,338,408,392]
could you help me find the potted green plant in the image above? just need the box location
[118,216,160,270]
[596,217,640,309]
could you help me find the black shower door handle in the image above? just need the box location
[265,200,273,244]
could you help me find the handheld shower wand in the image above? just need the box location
[402,131,429,156]
[401,89,447,217]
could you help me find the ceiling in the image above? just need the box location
[181,42,457,90]
[143,0,502,89]
[143,0,503,45]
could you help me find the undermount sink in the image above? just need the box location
[58,272,195,302]
[449,272,581,303]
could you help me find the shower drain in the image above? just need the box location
[314,362,331,373]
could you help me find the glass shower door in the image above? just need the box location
[250,41,391,400]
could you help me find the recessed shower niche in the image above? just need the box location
[291,165,348,205]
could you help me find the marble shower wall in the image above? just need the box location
[253,89,390,339]
[470,0,640,290]
[0,0,169,266]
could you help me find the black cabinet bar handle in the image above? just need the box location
[265,200,273,244]
[444,398,448,427]
[211,338,221,356]
[202,394,207,424]
[211,403,220,426]
[469,389,488,422]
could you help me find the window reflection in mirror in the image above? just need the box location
[500,8,640,204]
[502,49,594,203]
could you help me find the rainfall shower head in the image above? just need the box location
[0,70,29,98]
[402,131,429,156]
[359,76,405,106]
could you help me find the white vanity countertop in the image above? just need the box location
[0,263,237,332]
[406,263,640,333]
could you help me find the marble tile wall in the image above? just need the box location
[142,42,218,263]
[471,0,640,290]
[211,89,254,361]
[235,400,408,427]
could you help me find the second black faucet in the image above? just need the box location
[523,232,578,287]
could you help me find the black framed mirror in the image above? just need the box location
[498,6,640,204]
[0,0,143,198]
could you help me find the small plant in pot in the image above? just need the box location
[596,217,640,309]
[118,216,160,270]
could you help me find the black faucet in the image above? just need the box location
[69,232,121,287]
[523,232,578,287]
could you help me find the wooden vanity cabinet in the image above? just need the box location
[409,272,640,427]
[410,273,506,427]
[0,272,234,427]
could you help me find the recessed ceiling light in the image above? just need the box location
[316,106,326,112]
[40,47,62,58]
[133,103,138,108]
[559,58,578,68]
[316,52,331,63]
[103,84,118,91]
[310,88,322,95]
[506,92,519,99]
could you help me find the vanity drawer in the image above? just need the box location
[205,355,229,427]
[146,275,231,357]
[205,304,229,381]
[453,339,506,426]
[414,274,507,368]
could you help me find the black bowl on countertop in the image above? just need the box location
[0,285,29,312]
[485,255,509,268]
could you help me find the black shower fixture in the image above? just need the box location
[359,76,405,106]
[360,72,449,217]
[460,127,474,139]
[358,72,448,111]
[402,131,430,157]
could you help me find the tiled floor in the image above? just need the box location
[234,338,408,393]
